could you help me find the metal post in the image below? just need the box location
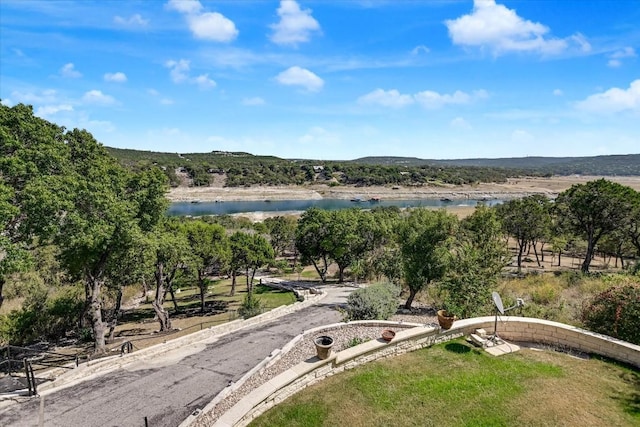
[144,416,149,427]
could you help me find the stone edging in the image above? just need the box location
[208,316,640,427]
[29,291,327,397]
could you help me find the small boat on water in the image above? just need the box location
[350,197,363,202]
[440,197,453,203]
[191,200,201,204]
[369,196,381,202]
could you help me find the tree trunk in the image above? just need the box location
[198,270,206,313]
[168,285,179,312]
[532,243,541,267]
[152,262,172,331]
[230,271,237,296]
[582,240,596,273]
[87,276,106,354]
[338,265,345,283]
[107,287,123,341]
[558,250,562,267]
[310,259,327,283]
[516,240,525,272]
[404,288,418,309]
[540,242,546,262]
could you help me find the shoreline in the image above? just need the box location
[167,176,640,203]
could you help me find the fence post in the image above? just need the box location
[23,358,32,396]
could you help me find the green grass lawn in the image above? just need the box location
[251,341,640,427]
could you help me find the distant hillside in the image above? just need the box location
[106,147,639,188]
[353,154,640,176]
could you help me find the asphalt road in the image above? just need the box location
[0,287,350,427]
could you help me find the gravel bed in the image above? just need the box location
[206,322,418,424]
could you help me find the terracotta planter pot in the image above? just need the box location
[437,310,457,330]
[314,335,334,360]
[381,329,396,342]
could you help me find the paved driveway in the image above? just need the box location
[0,286,352,427]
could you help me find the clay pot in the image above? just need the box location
[314,336,334,360]
[437,310,457,330]
[381,329,396,342]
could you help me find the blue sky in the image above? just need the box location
[1,0,638,160]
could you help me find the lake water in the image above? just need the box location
[167,198,504,216]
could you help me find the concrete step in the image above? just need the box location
[470,334,487,347]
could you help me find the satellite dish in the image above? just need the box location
[492,291,504,315]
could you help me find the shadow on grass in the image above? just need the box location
[618,370,640,416]
[444,342,472,354]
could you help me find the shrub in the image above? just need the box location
[581,283,640,345]
[0,286,83,346]
[238,291,263,319]
[345,282,400,321]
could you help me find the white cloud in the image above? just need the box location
[358,89,414,108]
[167,0,237,42]
[165,59,190,83]
[450,117,471,129]
[575,80,640,113]
[359,88,487,109]
[187,12,238,42]
[60,63,82,78]
[166,0,202,15]
[82,90,116,105]
[10,89,60,104]
[113,14,149,27]
[607,47,636,68]
[444,0,570,55]
[104,72,127,83]
[1,99,12,106]
[165,59,217,90]
[570,33,591,53]
[160,98,174,105]
[415,89,474,109]
[275,66,324,92]
[270,0,321,46]
[411,45,430,55]
[611,47,637,59]
[194,73,216,89]
[553,89,563,96]
[35,104,73,117]
[242,97,266,106]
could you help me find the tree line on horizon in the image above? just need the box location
[2,103,639,352]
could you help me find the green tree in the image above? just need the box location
[183,220,230,312]
[397,209,457,309]
[295,208,332,282]
[440,206,509,318]
[555,179,637,272]
[147,222,192,331]
[1,105,169,351]
[264,215,297,257]
[496,195,552,271]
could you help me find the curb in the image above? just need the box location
[1,291,326,403]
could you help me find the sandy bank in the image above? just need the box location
[167,176,640,203]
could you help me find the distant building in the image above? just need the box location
[313,165,324,172]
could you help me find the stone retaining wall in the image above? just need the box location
[210,316,640,427]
